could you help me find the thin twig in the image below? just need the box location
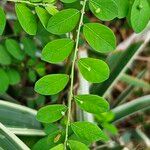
[64,0,88,149]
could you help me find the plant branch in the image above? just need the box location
[64,0,87,149]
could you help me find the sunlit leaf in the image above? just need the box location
[37,104,67,123]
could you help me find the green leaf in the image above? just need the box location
[68,140,89,150]
[74,94,109,114]
[102,123,118,135]
[89,0,118,21]
[50,144,64,150]
[28,69,37,82]
[0,69,9,94]
[60,0,77,3]
[15,4,37,35]
[22,37,36,57]
[0,7,6,35]
[30,0,43,2]
[6,68,21,85]
[71,122,109,143]
[83,23,116,53]
[129,0,150,33]
[95,111,115,123]
[114,0,129,18]
[35,6,50,28]
[78,58,110,83]
[35,74,69,95]
[47,9,80,35]
[32,137,51,150]
[0,45,11,65]
[5,39,24,60]
[42,38,74,64]
[91,43,142,96]
[45,6,58,16]
[33,130,63,150]
[36,104,67,123]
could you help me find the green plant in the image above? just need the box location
[0,0,150,149]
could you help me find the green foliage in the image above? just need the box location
[91,43,142,96]
[114,0,129,18]
[15,4,37,35]
[0,0,149,149]
[60,0,77,4]
[68,140,89,150]
[78,58,110,83]
[71,122,109,142]
[83,23,116,53]
[35,6,50,28]
[47,9,80,35]
[5,39,24,61]
[50,144,64,150]
[0,45,11,65]
[36,104,67,123]
[42,38,74,63]
[0,69,9,94]
[0,7,6,35]
[89,0,118,21]
[22,37,37,57]
[35,74,69,95]
[74,94,109,114]
[129,0,150,33]
[6,68,21,85]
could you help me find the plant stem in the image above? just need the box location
[6,0,54,7]
[64,0,87,149]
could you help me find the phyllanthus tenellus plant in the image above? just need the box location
[0,0,149,149]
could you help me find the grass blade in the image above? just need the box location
[120,73,150,89]
[113,70,146,107]
[0,100,42,129]
[0,123,30,150]
[112,95,150,123]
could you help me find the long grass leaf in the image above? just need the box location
[0,123,30,150]
[112,95,150,123]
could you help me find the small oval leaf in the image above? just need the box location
[114,0,129,19]
[60,0,77,3]
[6,68,21,85]
[0,7,6,35]
[37,104,67,123]
[5,39,24,60]
[15,4,37,35]
[42,38,74,64]
[74,94,109,114]
[71,122,109,143]
[0,68,9,94]
[68,140,89,150]
[0,45,11,65]
[35,6,50,28]
[35,74,69,95]
[130,0,150,33]
[78,58,110,83]
[50,144,64,150]
[47,9,80,35]
[22,37,36,57]
[89,0,118,21]
[83,23,116,53]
